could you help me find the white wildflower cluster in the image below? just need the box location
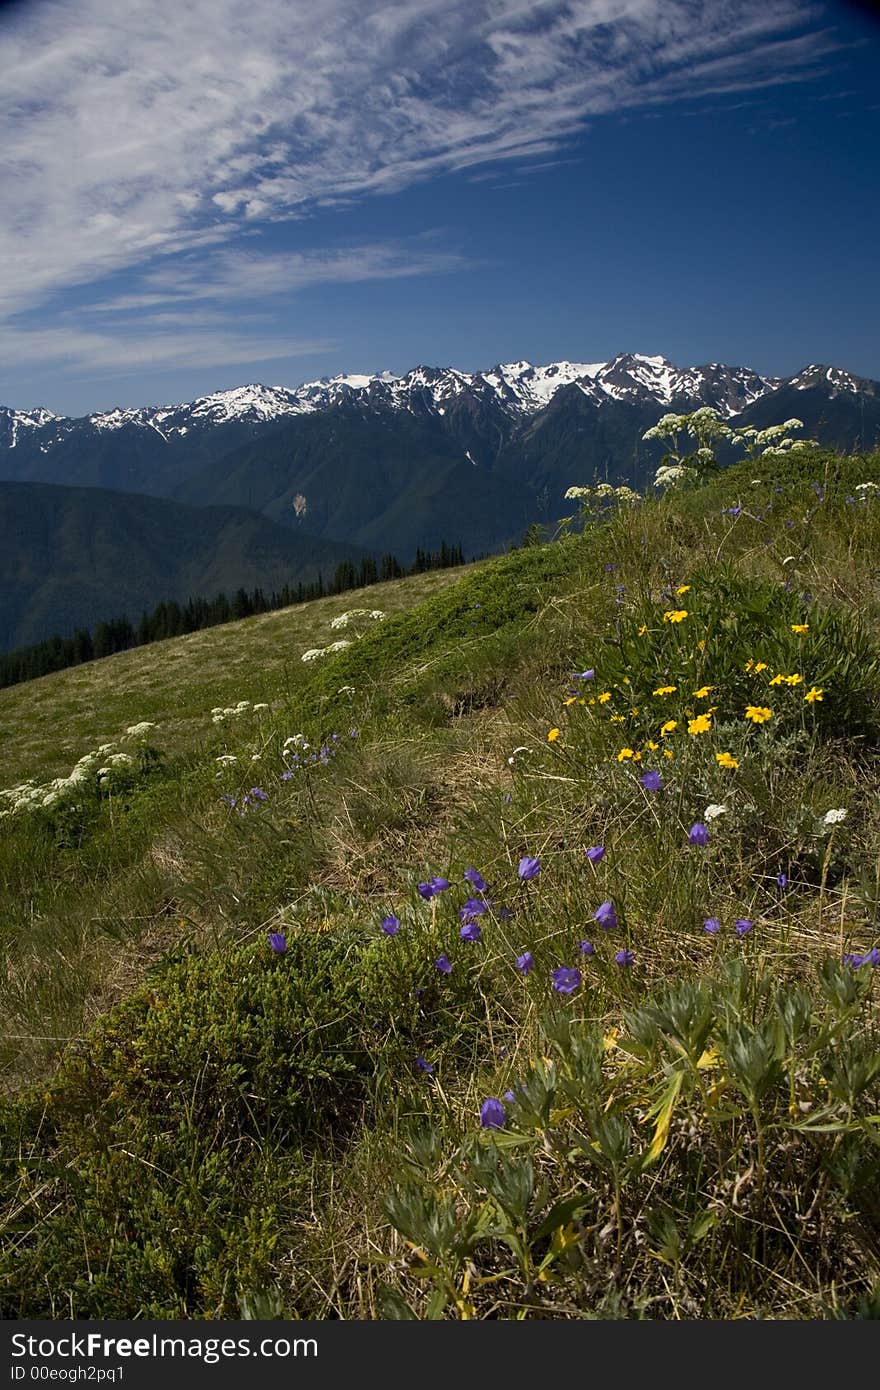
[211,700,253,723]
[703,803,728,822]
[0,724,159,818]
[563,483,641,508]
[822,808,847,826]
[731,419,818,462]
[300,639,352,662]
[329,609,386,630]
[654,464,695,491]
[855,481,879,493]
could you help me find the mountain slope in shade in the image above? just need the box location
[175,404,537,558]
[0,482,370,652]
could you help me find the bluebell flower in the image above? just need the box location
[594,900,618,930]
[480,1098,506,1129]
[515,951,534,974]
[551,966,581,995]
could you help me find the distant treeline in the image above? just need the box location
[0,541,466,690]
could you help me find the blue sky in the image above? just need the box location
[1,0,878,416]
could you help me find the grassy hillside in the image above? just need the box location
[1,452,880,1321]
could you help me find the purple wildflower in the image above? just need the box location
[573,669,596,680]
[503,1090,516,1104]
[584,845,605,863]
[381,915,400,936]
[578,940,595,956]
[614,948,634,967]
[551,966,582,995]
[498,906,514,921]
[594,900,618,930]
[459,896,488,922]
[249,786,268,801]
[639,770,663,791]
[776,873,787,889]
[416,1056,434,1074]
[734,918,753,936]
[703,917,721,935]
[688,822,710,846]
[460,921,482,942]
[464,866,488,892]
[518,856,541,881]
[480,1098,506,1130]
[418,876,451,900]
[268,931,287,954]
[515,951,534,975]
[435,953,452,974]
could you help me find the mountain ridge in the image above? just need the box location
[5,352,876,440]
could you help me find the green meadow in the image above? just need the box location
[2,452,880,1320]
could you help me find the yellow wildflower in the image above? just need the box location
[693,685,713,698]
[688,713,712,735]
[660,719,678,736]
[696,639,706,651]
[610,715,626,724]
[744,659,754,672]
[791,623,809,634]
[662,748,675,760]
[617,748,636,762]
[630,707,641,716]
[633,751,642,761]
[754,661,768,673]
[745,705,773,724]
[663,609,688,623]
[548,728,561,742]
[645,739,659,751]
[769,673,785,686]
[653,685,677,696]
[785,673,803,686]
[676,584,691,595]
[588,698,596,706]
[804,687,824,703]
[563,696,578,706]
[598,691,612,704]
[638,624,648,636]
[716,752,739,769]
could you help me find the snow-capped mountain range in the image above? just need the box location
[2,352,875,448]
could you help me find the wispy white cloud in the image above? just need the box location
[0,0,842,372]
[2,240,467,375]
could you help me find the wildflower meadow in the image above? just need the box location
[1,447,879,1320]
